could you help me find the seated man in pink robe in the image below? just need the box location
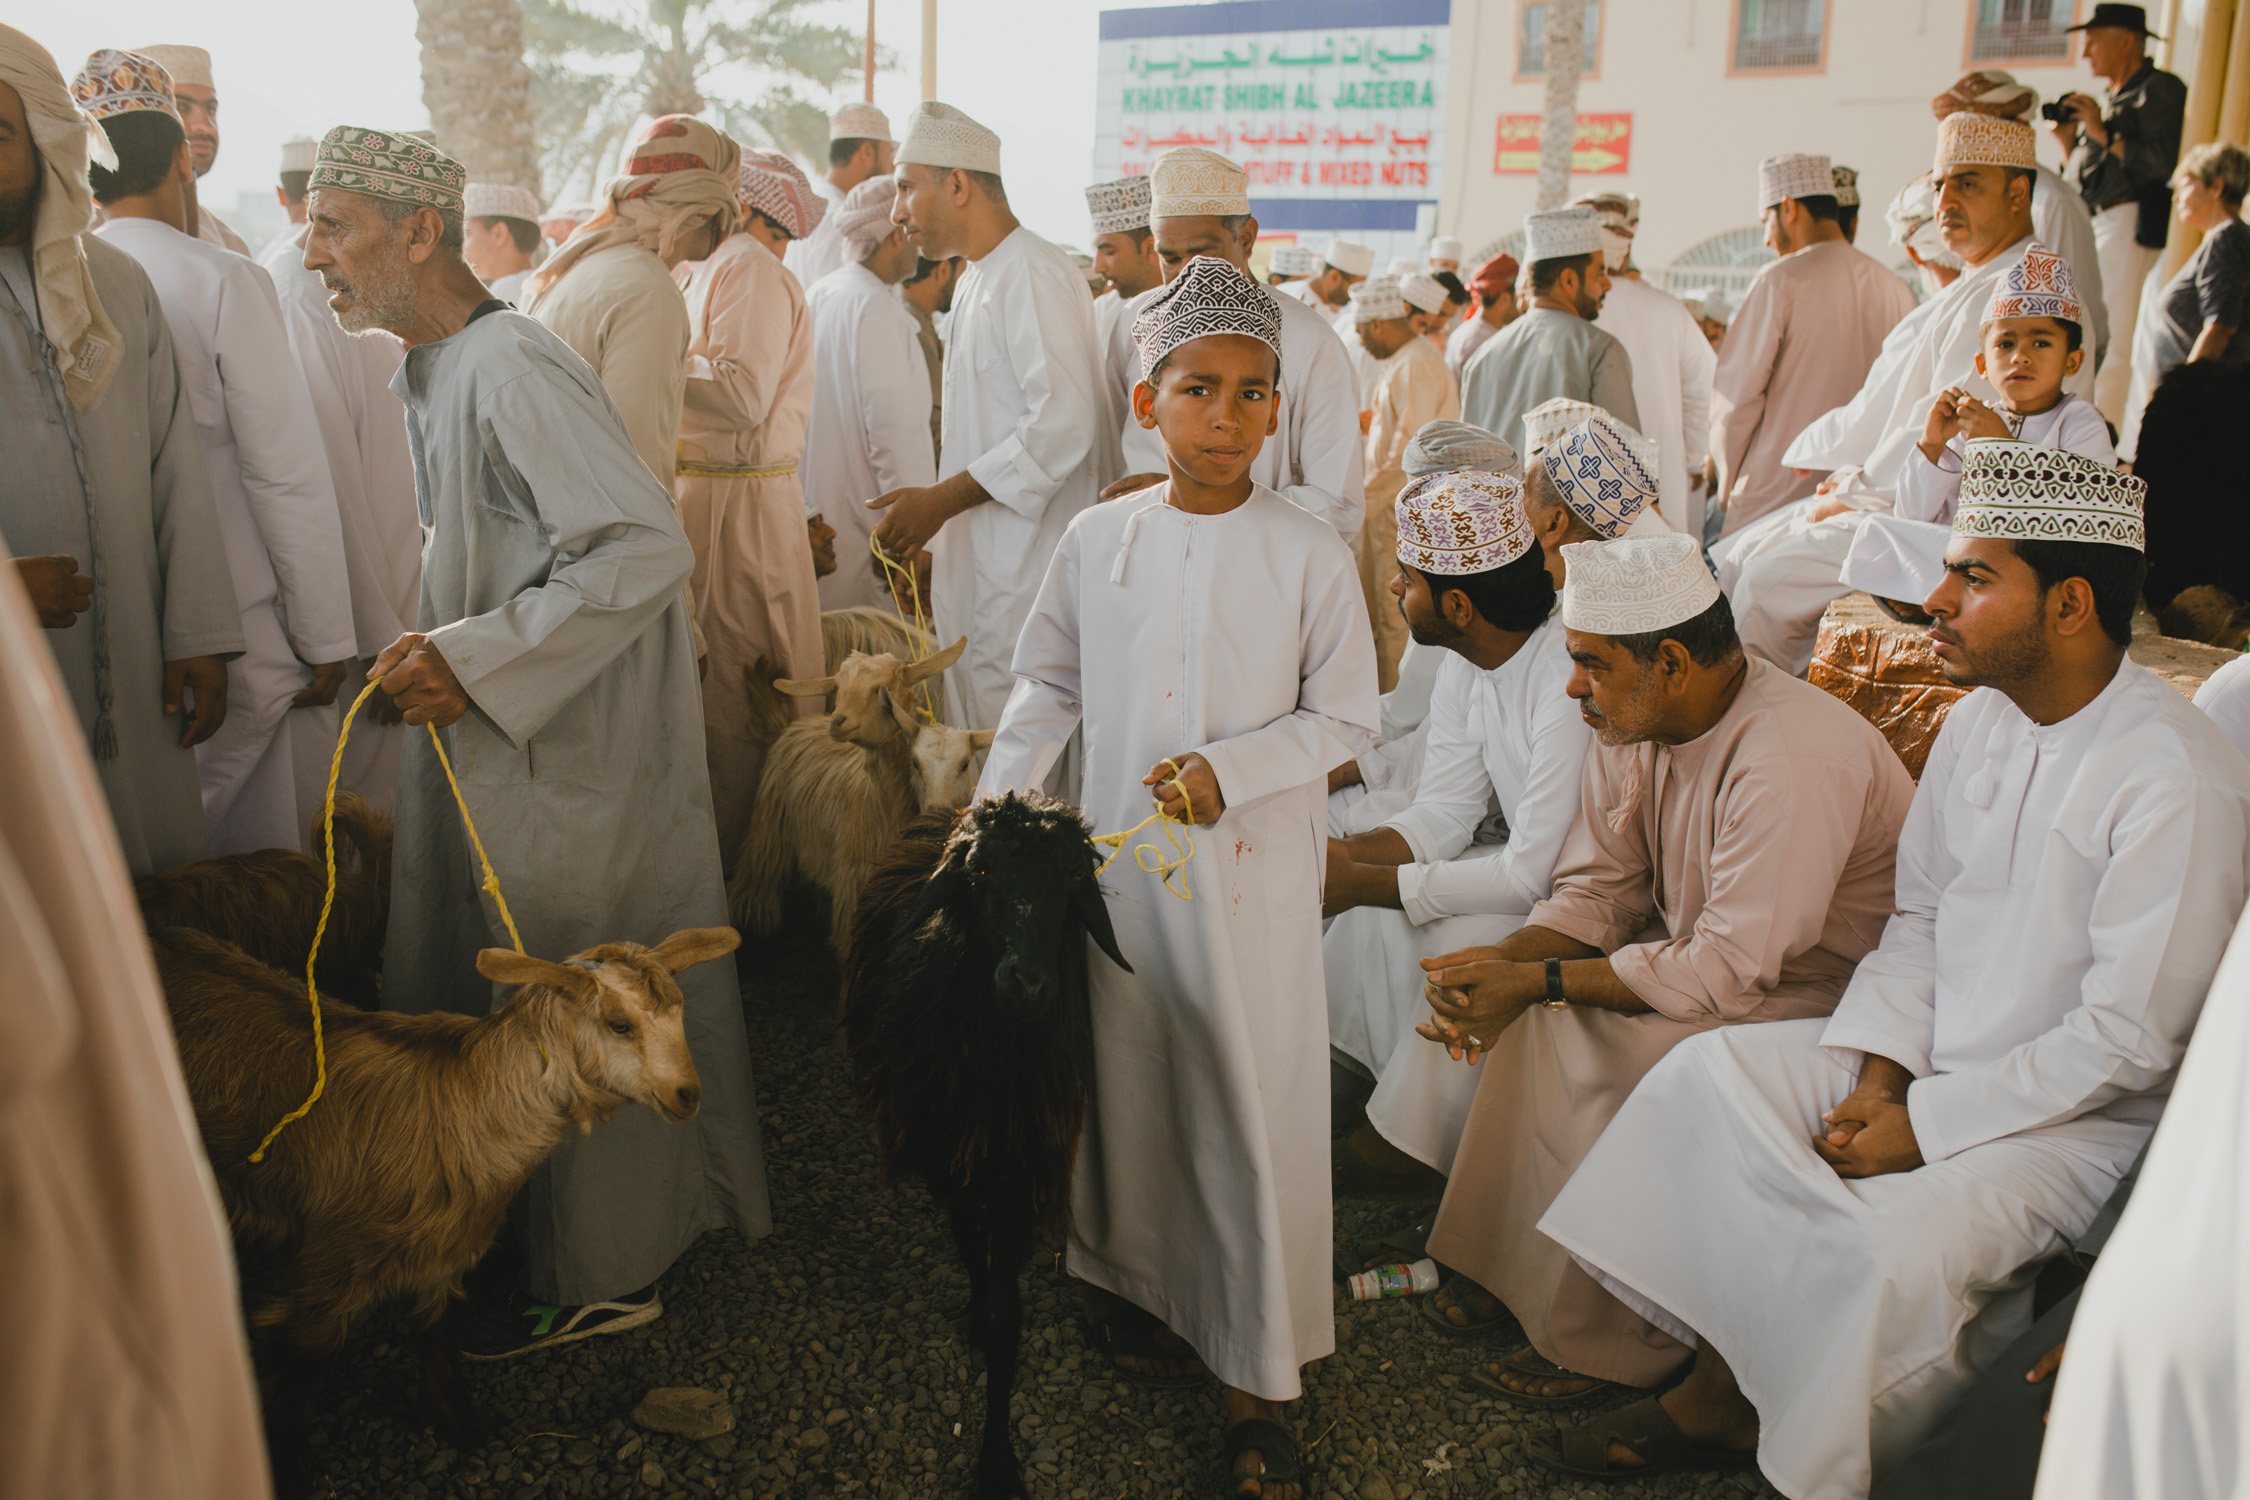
[1412,532,1914,1407]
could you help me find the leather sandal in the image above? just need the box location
[1470,1345,1622,1408]
[1220,1416,1302,1500]
[1525,1396,1759,1479]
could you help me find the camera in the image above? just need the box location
[2041,100,2075,123]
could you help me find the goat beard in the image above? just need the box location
[569,1094,625,1134]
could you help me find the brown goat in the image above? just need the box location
[153,922,738,1490]
[134,792,393,1006]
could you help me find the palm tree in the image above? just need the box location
[413,0,545,195]
[524,0,866,200]
[1534,0,1587,211]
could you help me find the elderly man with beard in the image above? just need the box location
[1405,532,1910,1413]
[300,126,768,1354]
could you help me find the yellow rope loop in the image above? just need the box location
[1091,759,1198,902]
[251,676,527,1163]
[868,534,940,724]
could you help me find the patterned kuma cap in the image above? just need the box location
[1954,440,2144,551]
[1269,244,1321,277]
[464,182,542,222]
[1349,275,1408,322]
[1936,111,2037,171]
[1520,397,1604,457]
[1150,146,1249,218]
[1984,241,2082,326]
[279,135,320,173]
[1402,420,1519,479]
[72,49,179,122]
[829,102,894,144]
[1523,207,1602,262]
[310,125,466,216]
[1543,417,1668,540]
[1323,238,1375,276]
[1831,165,1860,207]
[130,44,210,89]
[1086,174,1152,235]
[1130,254,1283,374]
[1560,533,1722,635]
[1757,152,1834,211]
[897,100,1002,174]
[1396,471,1536,574]
[1428,234,1465,261]
[1399,272,1449,315]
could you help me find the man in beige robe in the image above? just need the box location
[1415,533,1912,1398]
[1356,271,1461,689]
[0,526,269,1497]
[1712,153,1916,535]
[675,150,822,860]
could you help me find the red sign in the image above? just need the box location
[1492,113,1632,175]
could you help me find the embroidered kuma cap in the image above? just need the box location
[71,48,179,122]
[829,102,894,144]
[1936,111,2037,171]
[1521,397,1606,457]
[1403,420,1520,479]
[1400,272,1449,314]
[1269,244,1321,277]
[464,182,541,222]
[279,135,319,173]
[1349,275,1407,322]
[1131,254,1283,374]
[1983,241,2082,325]
[1523,207,1602,262]
[1323,237,1375,276]
[1086,175,1151,235]
[1561,533,1721,635]
[1396,471,1536,574]
[897,101,1001,174]
[1150,147,1249,218]
[130,44,210,89]
[1953,441,2145,551]
[1543,418,1669,540]
[1757,152,1834,211]
[310,125,466,216]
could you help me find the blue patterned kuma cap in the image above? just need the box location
[1542,417,1664,540]
[1954,440,2144,551]
[1131,255,1283,374]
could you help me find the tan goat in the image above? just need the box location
[153,923,738,1487]
[729,640,990,963]
[821,605,945,721]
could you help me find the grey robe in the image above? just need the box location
[0,236,243,875]
[1459,305,1641,462]
[383,306,768,1303]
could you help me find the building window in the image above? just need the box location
[1519,1,1602,78]
[1968,0,2077,63]
[1732,0,1827,72]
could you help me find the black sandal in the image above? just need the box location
[1470,1346,1621,1408]
[1080,1309,1209,1390]
[1221,1416,1302,1500]
[1417,1275,1520,1339]
[1525,1396,1758,1480]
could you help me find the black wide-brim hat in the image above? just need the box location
[2067,2,2162,38]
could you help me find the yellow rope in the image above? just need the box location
[249,679,526,1163]
[1091,759,1198,902]
[868,533,940,723]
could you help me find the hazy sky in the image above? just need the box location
[29,0,1152,251]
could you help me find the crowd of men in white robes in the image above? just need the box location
[4,5,2249,1498]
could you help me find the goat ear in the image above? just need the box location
[903,635,967,686]
[892,863,968,945]
[477,948,597,995]
[647,926,742,974]
[967,729,996,749]
[1073,880,1133,974]
[774,674,837,697]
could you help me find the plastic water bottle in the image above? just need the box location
[1346,1257,1441,1301]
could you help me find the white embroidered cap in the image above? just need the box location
[1984,241,2082,325]
[1396,471,1537,575]
[1323,237,1375,276]
[1935,111,2037,171]
[1560,533,1722,635]
[1428,234,1465,262]
[1757,152,1834,211]
[1402,420,1519,479]
[1349,275,1408,322]
[1086,175,1151,235]
[1953,440,2145,551]
[279,135,319,174]
[1130,254,1283,373]
[1269,244,1321,277]
[829,102,894,144]
[1522,206,1603,262]
[131,44,211,89]
[1400,272,1449,315]
[1521,397,1606,458]
[1149,146,1249,217]
[464,182,542,222]
[897,101,1002,175]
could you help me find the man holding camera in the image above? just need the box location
[2048,2,2186,424]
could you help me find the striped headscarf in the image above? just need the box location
[525,114,741,299]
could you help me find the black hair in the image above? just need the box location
[1837,204,1861,238]
[1785,193,1842,222]
[829,136,879,169]
[1412,545,1555,634]
[1431,268,1468,305]
[1529,252,1596,295]
[279,169,311,203]
[747,205,794,240]
[964,169,1008,205]
[88,110,185,204]
[1612,593,1742,667]
[906,253,961,285]
[474,214,540,254]
[1100,226,1154,248]
[372,195,465,254]
[2010,538,2147,648]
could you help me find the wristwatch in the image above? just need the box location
[1543,957,1569,1010]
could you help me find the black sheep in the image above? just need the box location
[844,792,1131,1500]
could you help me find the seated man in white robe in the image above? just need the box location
[1535,446,2250,1494]
[1323,470,1588,1187]
[1718,112,2069,676]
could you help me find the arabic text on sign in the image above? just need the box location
[1491,112,1633,176]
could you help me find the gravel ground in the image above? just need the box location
[302,930,1784,1500]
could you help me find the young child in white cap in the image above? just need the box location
[977,254,1376,1500]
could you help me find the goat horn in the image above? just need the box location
[903,636,967,685]
[968,729,996,748]
[774,675,838,697]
